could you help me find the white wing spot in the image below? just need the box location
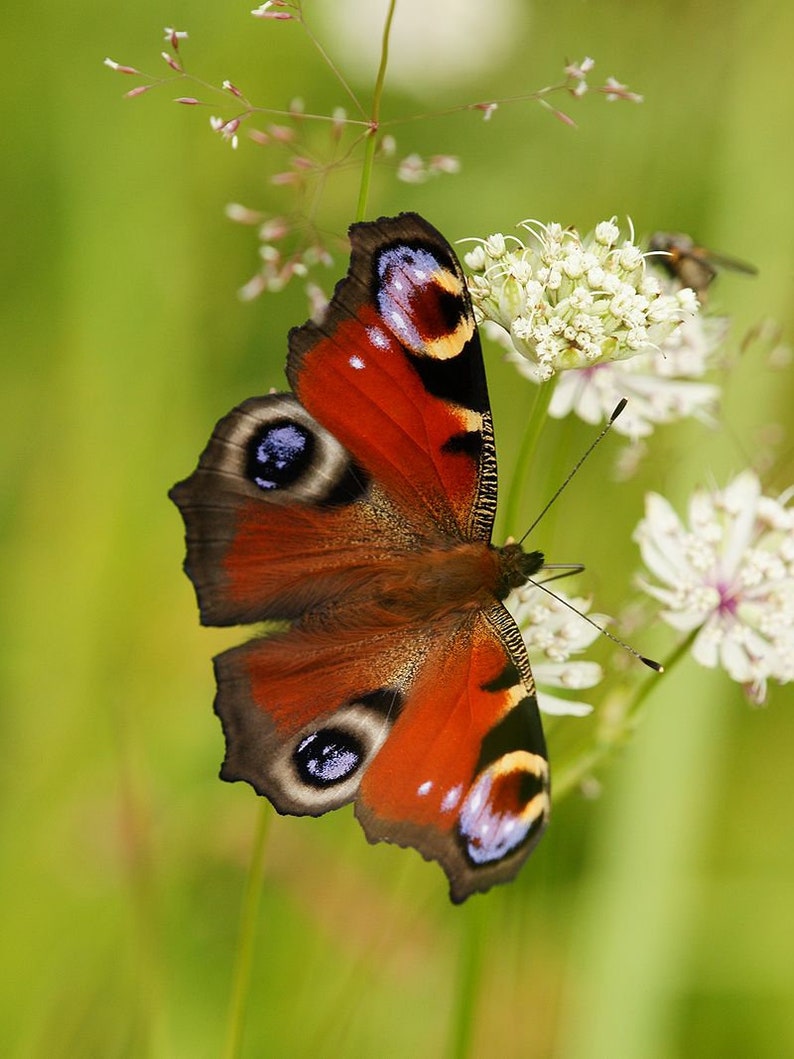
[366,326,389,349]
[349,354,365,370]
[417,780,433,797]
[390,311,408,334]
[441,785,463,813]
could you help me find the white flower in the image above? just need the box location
[541,312,727,439]
[464,218,697,381]
[635,470,794,703]
[506,587,607,716]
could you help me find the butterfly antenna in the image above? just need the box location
[525,576,663,673]
[518,398,627,546]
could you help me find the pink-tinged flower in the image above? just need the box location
[268,124,296,143]
[397,154,426,183]
[225,203,265,225]
[565,55,595,81]
[209,116,240,149]
[565,55,595,98]
[474,102,498,121]
[601,77,643,103]
[635,470,794,704]
[161,51,182,72]
[104,58,139,75]
[251,2,294,20]
[164,27,189,49]
[507,587,607,716]
[429,154,461,175]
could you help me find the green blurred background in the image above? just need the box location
[3,1,794,1056]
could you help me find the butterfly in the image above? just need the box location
[170,213,551,902]
[648,230,757,300]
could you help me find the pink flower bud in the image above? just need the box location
[161,52,183,72]
[125,85,154,99]
[259,218,289,240]
[238,274,267,302]
[104,58,140,75]
[251,3,294,19]
[226,204,264,225]
[474,102,498,121]
[551,108,577,127]
[270,171,301,186]
[164,27,189,50]
[268,124,295,143]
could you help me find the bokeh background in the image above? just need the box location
[3,1,794,1056]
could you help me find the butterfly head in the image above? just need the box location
[496,543,545,598]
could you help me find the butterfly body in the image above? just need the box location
[171,213,550,901]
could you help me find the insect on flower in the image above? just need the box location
[648,231,757,301]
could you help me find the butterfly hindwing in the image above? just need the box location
[357,604,549,902]
[213,604,549,901]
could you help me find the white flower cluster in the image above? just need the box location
[465,219,698,382]
[507,586,606,716]
[537,310,729,439]
[635,470,794,704]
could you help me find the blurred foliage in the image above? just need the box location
[2,1,794,1056]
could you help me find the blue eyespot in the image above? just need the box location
[294,729,363,787]
[246,419,313,490]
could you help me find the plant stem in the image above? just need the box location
[355,0,397,221]
[449,900,490,1059]
[222,801,272,1059]
[502,382,553,539]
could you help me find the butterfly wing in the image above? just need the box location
[169,393,415,626]
[170,213,497,625]
[171,213,550,901]
[287,212,498,543]
[214,603,549,902]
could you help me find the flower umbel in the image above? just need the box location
[465,219,698,381]
[538,308,728,439]
[507,586,607,716]
[635,470,794,704]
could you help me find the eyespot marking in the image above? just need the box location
[245,419,313,491]
[458,751,549,866]
[294,728,364,788]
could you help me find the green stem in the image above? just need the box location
[355,0,397,222]
[222,801,272,1059]
[553,629,699,801]
[502,382,553,539]
[449,900,490,1059]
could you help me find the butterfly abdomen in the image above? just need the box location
[364,541,544,625]
[367,543,502,624]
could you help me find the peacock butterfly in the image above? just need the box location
[170,213,550,902]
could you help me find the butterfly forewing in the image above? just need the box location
[288,214,498,543]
